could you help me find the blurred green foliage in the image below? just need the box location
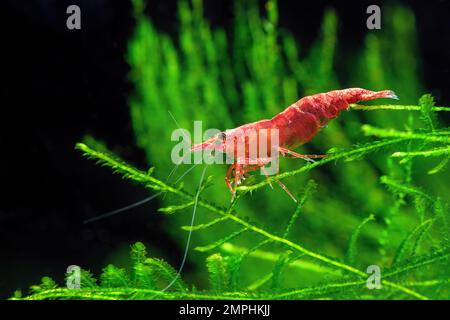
[15,0,449,299]
[126,0,448,292]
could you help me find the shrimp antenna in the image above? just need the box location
[152,165,207,296]
[83,193,161,224]
[83,160,197,224]
[83,109,195,224]
[84,109,205,297]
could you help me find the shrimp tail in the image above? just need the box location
[342,88,399,104]
[272,88,400,146]
[360,89,398,101]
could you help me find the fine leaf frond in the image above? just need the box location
[181,216,229,231]
[158,201,195,214]
[345,214,376,266]
[30,277,57,295]
[270,251,293,291]
[269,278,367,299]
[384,246,450,279]
[144,258,187,292]
[72,143,442,300]
[238,138,407,192]
[78,270,98,289]
[419,94,438,131]
[101,265,131,288]
[282,180,317,238]
[428,155,450,175]
[391,146,450,158]
[206,253,229,293]
[13,0,450,300]
[362,125,450,143]
[220,243,337,276]
[380,175,434,203]
[392,219,434,266]
[195,228,249,252]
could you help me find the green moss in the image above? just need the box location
[13,0,450,300]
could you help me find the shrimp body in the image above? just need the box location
[271,88,397,148]
[192,88,397,200]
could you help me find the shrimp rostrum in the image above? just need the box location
[191,88,397,201]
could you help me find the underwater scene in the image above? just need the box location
[2,0,449,303]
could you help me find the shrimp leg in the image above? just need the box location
[275,180,297,202]
[259,165,297,202]
[227,156,298,202]
[226,163,245,199]
[226,159,269,195]
[225,164,235,194]
[279,147,327,161]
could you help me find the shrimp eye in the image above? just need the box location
[218,132,226,141]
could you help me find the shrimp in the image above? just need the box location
[191,88,398,201]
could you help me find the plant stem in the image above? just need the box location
[237,138,406,192]
[76,142,431,300]
[220,243,338,275]
[392,146,450,158]
[362,125,450,143]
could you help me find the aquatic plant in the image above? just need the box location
[12,0,450,299]
[14,94,450,299]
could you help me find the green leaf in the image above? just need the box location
[206,253,228,293]
[133,262,156,289]
[144,258,187,292]
[386,247,450,278]
[380,175,434,202]
[419,94,437,131]
[79,270,98,289]
[195,228,248,252]
[130,242,148,265]
[392,219,435,266]
[282,180,316,238]
[158,201,194,214]
[428,155,450,175]
[345,214,376,266]
[30,277,57,294]
[181,216,229,231]
[100,265,131,288]
[271,251,292,290]
[130,242,156,289]
[392,146,450,158]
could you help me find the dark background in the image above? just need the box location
[0,0,448,298]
